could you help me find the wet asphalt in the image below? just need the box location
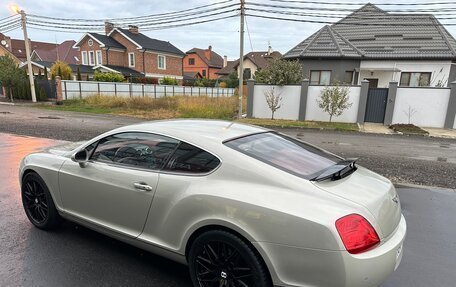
[0,133,455,286]
[0,105,455,189]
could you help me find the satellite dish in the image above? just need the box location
[0,40,6,46]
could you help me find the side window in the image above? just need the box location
[164,142,220,174]
[90,132,179,170]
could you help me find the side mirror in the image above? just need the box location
[72,149,89,168]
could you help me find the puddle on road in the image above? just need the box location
[0,111,12,114]
[38,116,62,120]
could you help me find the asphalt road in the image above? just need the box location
[1,105,455,188]
[0,133,455,287]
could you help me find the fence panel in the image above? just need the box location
[61,80,236,99]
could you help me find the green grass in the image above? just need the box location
[36,95,359,131]
[237,118,359,132]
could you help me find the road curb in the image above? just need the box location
[394,183,456,193]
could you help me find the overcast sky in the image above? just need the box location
[1,0,456,59]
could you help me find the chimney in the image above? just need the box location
[204,45,212,60]
[267,45,273,56]
[128,25,139,34]
[223,55,227,67]
[105,22,114,35]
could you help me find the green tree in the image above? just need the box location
[50,60,72,80]
[93,70,125,82]
[77,67,82,81]
[37,69,42,79]
[0,55,25,100]
[255,59,303,85]
[317,84,352,122]
[225,72,239,88]
[43,67,48,80]
[38,86,47,101]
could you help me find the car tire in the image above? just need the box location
[188,230,271,287]
[22,172,61,230]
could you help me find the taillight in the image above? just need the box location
[335,214,380,254]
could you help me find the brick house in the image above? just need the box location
[73,23,185,80]
[183,46,224,79]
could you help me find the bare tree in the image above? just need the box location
[403,105,418,124]
[317,85,352,122]
[264,86,282,120]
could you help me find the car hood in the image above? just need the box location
[46,141,86,156]
[312,166,401,239]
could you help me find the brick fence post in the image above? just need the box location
[444,81,456,129]
[298,79,309,121]
[356,80,370,123]
[384,81,398,126]
[55,76,63,105]
[246,79,255,118]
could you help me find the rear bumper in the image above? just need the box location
[254,214,407,287]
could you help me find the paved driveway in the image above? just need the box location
[0,133,455,286]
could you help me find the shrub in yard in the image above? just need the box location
[50,60,72,80]
[264,86,282,120]
[219,81,227,88]
[160,77,179,85]
[317,84,352,122]
[38,87,47,101]
[93,71,125,82]
[255,59,303,85]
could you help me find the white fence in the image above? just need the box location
[61,80,236,100]
[392,87,450,128]
[249,81,455,129]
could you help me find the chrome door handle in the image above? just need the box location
[133,182,153,192]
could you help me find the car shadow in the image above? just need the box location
[21,220,192,287]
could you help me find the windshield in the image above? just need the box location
[225,132,340,179]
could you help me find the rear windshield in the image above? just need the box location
[224,132,340,179]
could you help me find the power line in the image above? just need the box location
[246,2,456,13]
[247,8,456,21]
[245,15,254,52]
[246,13,456,25]
[262,0,456,6]
[27,0,236,22]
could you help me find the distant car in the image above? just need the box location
[19,120,406,287]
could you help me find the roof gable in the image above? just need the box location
[186,47,224,68]
[73,33,125,50]
[112,28,185,56]
[285,3,456,60]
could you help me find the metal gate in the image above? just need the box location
[365,88,388,123]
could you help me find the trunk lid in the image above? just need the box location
[313,166,401,239]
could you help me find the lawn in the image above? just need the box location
[38,95,359,131]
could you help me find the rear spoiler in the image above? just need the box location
[311,158,358,182]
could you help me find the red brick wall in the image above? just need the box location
[144,52,182,77]
[183,53,219,79]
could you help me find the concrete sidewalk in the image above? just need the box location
[359,122,456,139]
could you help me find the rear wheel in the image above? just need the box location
[22,172,61,230]
[188,230,271,287]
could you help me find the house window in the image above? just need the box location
[344,71,354,84]
[81,51,88,65]
[310,70,331,85]
[128,52,135,67]
[202,70,206,77]
[188,58,195,65]
[96,50,102,65]
[158,55,166,70]
[243,68,251,80]
[88,51,95,66]
[400,72,431,87]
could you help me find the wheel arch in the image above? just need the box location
[184,224,274,284]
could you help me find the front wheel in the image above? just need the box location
[188,230,271,287]
[22,172,61,230]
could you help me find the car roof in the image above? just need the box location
[114,119,270,144]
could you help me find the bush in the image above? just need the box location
[131,77,159,85]
[160,76,179,85]
[255,59,303,85]
[38,87,47,101]
[93,70,125,82]
[219,81,227,88]
[194,78,216,87]
[50,60,72,80]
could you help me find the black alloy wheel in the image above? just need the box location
[189,230,271,287]
[22,172,61,230]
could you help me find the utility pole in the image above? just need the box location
[238,0,245,118]
[20,10,37,103]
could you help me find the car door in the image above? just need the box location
[58,132,179,238]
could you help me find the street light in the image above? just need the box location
[10,5,37,102]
